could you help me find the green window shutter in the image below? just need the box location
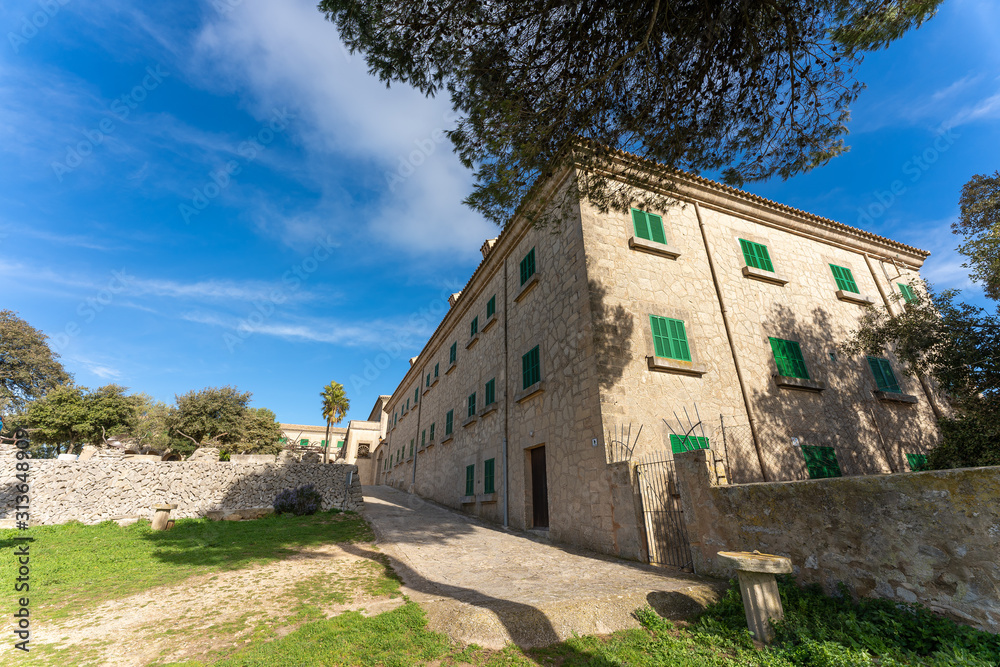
[650,316,691,361]
[426,373,431,387]
[414,388,418,403]
[739,239,775,272]
[471,316,478,337]
[434,362,439,378]
[468,392,476,417]
[422,430,426,446]
[520,248,536,286]
[769,337,809,379]
[631,208,651,240]
[279,438,287,444]
[465,464,475,496]
[446,410,454,435]
[669,434,710,454]
[484,458,495,494]
[867,356,901,393]
[300,438,309,447]
[487,295,496,319]
[898,283,917,303]
[430,422,435,441]
[801,445,841,479]
[485,378,495,405]
[522,346,541,389]
[830,264,860,293]
[320,439,327,447]
[906,453,928,471]
[336,440,344,449]
[409,440,414,457]
[631,208,667,244]
[449,342,457,364]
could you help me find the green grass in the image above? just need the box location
[0,510,373,618]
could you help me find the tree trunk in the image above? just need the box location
[323,419,331,464]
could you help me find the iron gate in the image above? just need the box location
[635,455,692,569]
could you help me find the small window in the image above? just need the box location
[465,464,475,496]
[906,453,929,471]
[739,239,775,272]
[801,445,841,479]
[430,422,435,441]
[631,208,667,244]
[867,356,901,393]
[434,362,439,378]
[484,458,495,494]
[468,392,477,418]
[670,434,709,454]
[449,342,457,364]
[520,248,536,286]
[279,438,287,444]
[426,373,431,387]
[336,440,344,449]
[300,438,309,447]
[445,410,454,435]
[414,388,418,403]
[830,264,860,294]
[650,316,691,361]
[406,398,410,411]
[320,439,327,447]
[487,295,496,319]
[422,430,426,446]
[471,316,479,337]
[769,337,809,379]
[409,439,414,457]
[485,378,496,405]
[522,346,541,389]
[898,283,917,304]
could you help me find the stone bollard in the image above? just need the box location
[716,550,792,644]
[151,503,178,531]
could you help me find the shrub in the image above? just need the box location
[273,484,323,516]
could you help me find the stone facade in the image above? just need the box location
[0,459,362,525]
[674,449,1000,632]
[373,152,942,561]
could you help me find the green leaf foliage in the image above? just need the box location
[955,170,1000,300]
[0,309,70,415]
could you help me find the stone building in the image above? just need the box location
[369,149,942,560]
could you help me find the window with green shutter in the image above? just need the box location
[485,378,496,405]
[465,464,475,495]
[449,342,457,364]
[409,440,414,457]
[801,445,841,479]
[430,422,435,441]
[631,208,667,244]
[830,264,860,293]
[739,239,775,272]
[866,356,901,393]
[414,388,418,403]
[487,295,496,319]
[520,248,536,286]
[898,283,917,303]
[906,453,929,471]
[320,439,327,447]
[769,337,810,379]
[522,346,541,389]
[669,434,709,454]
[300,438,309,447]
[445,410,454,435]
[650,316,692,361]
[484,458,495,493]
[336,440,344,449]
[279,437,287,444]
[426,373,431,387]
[434,362,439,378]
[471,316,478,337]
[468,392,476,417]
[421,430,426,446]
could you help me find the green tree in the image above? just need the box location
[128,394,172,453]
[319,0,942,226]
[81,384,143,446]
[23,383,89,457]
[955,170,1000,300]
[321,381,349,463]
[0,310,71,415]
[241,407,283,455]
[166,386,251,455]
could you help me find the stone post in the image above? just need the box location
[151,503,177,531]
[716,550,792,643]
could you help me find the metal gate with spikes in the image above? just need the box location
[635,453,692,569]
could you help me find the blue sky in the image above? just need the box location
[2,0,998,426]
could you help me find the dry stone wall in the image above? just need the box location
[0,459,363,525]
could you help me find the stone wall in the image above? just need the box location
[674,449,1000,631]
[0,459,363,525]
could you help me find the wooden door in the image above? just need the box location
[530,446,549,528]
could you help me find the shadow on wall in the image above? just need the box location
[213,463,361,515]
[737,304,940,483]
[590,279,634,391]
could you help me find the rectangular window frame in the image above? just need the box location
[522,345,541,389]
[669,434,709,454]
[801,445,841,479]
[487,295,496,319]
[867,356,902,393]
[465,464,475,496]
[484,458,495,494]
[631,208,667,244]
[769,337,810,379]
[519,248,536,286]
[898,283,917,303]
[485,378,496,405]
[470,316,479,337]
[449,342,457,365]
[445,410,454,436]
[649,315,692,361]
[467,392,477,418]
[739,238,775,272]
[830,264,860,294]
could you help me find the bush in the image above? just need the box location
[273,484,323,516]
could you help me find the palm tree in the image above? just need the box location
[320,381,349,464]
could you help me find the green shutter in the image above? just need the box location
[409,440,414,457]
[522,346,541,389]
[426,373,431,387]
[279,438,287,444]
[520,248,536,285]
[631,208,666,244]
[430,422,435,441]
[739,239,774,272]
[468,392,476,417]
[830,264,860,293]
[449,342,457,364]
[631,208,651,240]
[336,440,344,448]
[320,439,327,447]
[446,410,454,435]
[898,283,917,303]
[906,453,929,471]
[487,295,496,319]
[484,458,495,494]
[300,438,309,447]
[471,316,478,337]
[801,445,841,479]
[485,378,495,405]
[867,356,901,393]
[434,362,439,377]
[422,430,426,446]
[669,434,710,454]
[465,464,475,496]
[769,337,809,379]
[650,316,691,361]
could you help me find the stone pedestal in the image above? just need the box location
[151,503,178,531]
[716,550,792,643]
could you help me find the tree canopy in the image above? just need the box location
[0,309,70,415]
[955,170,1000,300]
[319,0,942,225]
[321,381,349,462]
